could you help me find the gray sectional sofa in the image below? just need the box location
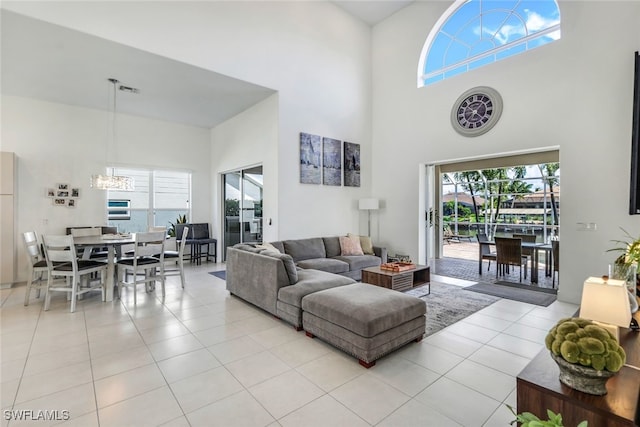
[226,236,386,328]
[226,236,426,367]
[269,236,387,281]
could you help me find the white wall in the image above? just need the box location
[3,1,374,245]
[1,96,211,282]
[211,94,279,245]
[372,1,640,303]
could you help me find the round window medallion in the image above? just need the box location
[451,86,503,137]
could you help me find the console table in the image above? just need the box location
[517,311,640,427]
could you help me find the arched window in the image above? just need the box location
[418,0,561,87]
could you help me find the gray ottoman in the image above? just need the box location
[301,283,426,368]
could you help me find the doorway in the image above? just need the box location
[222,165,263,260]
[424,150,560,289]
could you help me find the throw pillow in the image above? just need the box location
[348,233,374,255]
[339,235,364,256]
[255,242,281,253]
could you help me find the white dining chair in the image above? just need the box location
[22,231,48,306]
[116,231,166,304]
[70,227,107,259]
[42,234,107,312]
[162,226,189,288]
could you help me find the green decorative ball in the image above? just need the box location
[545,317,626,373]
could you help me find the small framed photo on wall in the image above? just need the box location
[53,198,66,206]
[67,199,76,208]
[71,188,80,198]
[46,188,55,198]
[57,183,69,191]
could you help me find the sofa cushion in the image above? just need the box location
[262,251,298,284]
[332,255,382,271]
[339,235,364,256]
[301,283,426,338]
[283,238,326,261]
[269,241,285,253]
[322,237,342,258]
[277,269,354,308]
[296,258,349,274]
[348,233,375,255]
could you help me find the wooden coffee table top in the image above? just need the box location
[363,264,429,276]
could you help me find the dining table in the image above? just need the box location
[478,240,551,284]
[73,233,136,301]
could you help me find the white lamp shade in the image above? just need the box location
[359,198,379,210]
[579,277,632,328]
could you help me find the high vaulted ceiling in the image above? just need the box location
[1,10,276,129]
[1,2,415,129]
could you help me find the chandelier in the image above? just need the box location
[91,78,134,191]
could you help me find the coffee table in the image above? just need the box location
[361,265,430,293]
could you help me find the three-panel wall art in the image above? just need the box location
[299,132,360,187]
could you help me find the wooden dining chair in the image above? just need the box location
[495,237,528,282]
[22,231,49,306]
[477,232,496,272]
[116,231,166,304]
[42,234,107,312]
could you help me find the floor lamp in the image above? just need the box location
[359,198,379,237]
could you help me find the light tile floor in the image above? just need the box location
[0,265,578,427]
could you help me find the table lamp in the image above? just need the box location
[579,276,632,341]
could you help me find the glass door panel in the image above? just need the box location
[222,166,263,260]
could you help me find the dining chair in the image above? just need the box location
[70,227,108,259]
[148,226,167,233]
[116,231,166,304]
[512,233,536,263]
[477,232,496,271]
[42,234,107,312]
[22,231,48,306]
[162,226,189,288]
[551,240,560,288]
[495,237,528,282]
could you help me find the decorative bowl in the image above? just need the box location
[550,352,616,395]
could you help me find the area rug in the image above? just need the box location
[465,281,557,307]
[208,270,226,280]
[406,282,500,337]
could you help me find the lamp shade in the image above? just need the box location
[359,198,379,210]
[579,277,632,328]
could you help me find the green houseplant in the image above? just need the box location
[168,214,187,238]
[607,228,640,312]
[545,317,626,395]
[507,405,587,427]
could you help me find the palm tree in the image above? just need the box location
[452,171,483,224]
[537,163,560,226]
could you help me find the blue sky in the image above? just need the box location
[422,0,561,85]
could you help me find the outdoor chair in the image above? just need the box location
[477,232,496,272]
[495,237,528,282]
[512,233,536,261]
[551,240,559,288]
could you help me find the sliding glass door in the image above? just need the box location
[223,165,263,259]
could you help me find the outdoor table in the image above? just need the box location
[478,240,547,283]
